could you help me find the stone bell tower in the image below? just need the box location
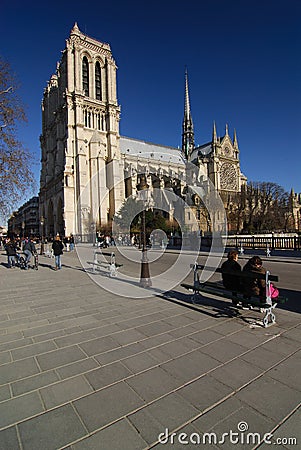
[39,23,124,236]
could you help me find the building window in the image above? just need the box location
[82,57,89,96]
[95,62,102,100]
[84,109,91,128]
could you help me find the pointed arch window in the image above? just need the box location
[95,62,102,101]
[82,57,89,96]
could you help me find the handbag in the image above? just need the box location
[269,283,279,299]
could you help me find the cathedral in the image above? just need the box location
[39,23,247,238]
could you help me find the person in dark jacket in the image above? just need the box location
[4,238,17,268]
[221,250,241,305]
[23,238,36,269]
[52,235,64,270]
[242,256,266,303]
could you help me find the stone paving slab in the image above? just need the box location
[0,250,300,449]
[73,381,145,433]
[71,418,148,450]
[259,407,301,449]
[235,375,301,422]
[17,404,87,450]
[0,391,44,429]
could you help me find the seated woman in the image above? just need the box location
[242,256,266,303]
[221,250,242,304]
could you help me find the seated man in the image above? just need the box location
[221,250,242,304]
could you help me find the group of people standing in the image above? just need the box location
[4,237,37,269]
[3,234,71,271]
[221,250,278,304]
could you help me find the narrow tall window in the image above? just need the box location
[95,62,102,100]
[82,57,89,96]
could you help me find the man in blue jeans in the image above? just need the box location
[52,235,64,270]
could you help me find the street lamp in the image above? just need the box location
[137,175,152,287]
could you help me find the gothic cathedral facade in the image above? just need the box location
[39,24,246,237]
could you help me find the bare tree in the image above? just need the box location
[0,56,35,221]
[243,181,291,232]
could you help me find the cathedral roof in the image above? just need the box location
[190,142,212,161]
[120,136,186,165]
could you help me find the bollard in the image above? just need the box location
[109,253,117,277]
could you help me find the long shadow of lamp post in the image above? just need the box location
[137,174,152,287]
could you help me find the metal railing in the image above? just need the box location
[227,235,301,251]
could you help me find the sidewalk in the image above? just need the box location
[0,250,300,449]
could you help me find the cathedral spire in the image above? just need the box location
[233,128,238,148]
[212,121,217,143]
[182,69,194,160]
[71,22,80,35]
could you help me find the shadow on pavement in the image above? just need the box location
[159,289,246,321]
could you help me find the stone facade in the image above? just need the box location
[39,24,246,237]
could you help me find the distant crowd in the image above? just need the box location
[0,234,75,271]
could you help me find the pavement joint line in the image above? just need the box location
[0,314,297,402]
[0,293,296,360]
[252,403,301,450]
[0,320,298,434]
[62,339,299,450]
[142,348,301,448]
[1,250,300,448]
[15,422,23,450]
[0,301,189,343]
[0,305,230,360]
[4,337,297,448]
[0,316,235,394]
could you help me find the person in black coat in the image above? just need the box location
[52,236,64,270]
[4,238,17,268]
[221,250,242,305]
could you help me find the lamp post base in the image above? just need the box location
[140,252,152,287]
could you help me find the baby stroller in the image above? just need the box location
[16,253,27,270]
[16,252,38,270]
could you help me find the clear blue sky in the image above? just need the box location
[1,0,301,195]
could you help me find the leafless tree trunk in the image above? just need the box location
[0,56,35,221]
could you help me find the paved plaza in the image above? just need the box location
[0,247,300,449]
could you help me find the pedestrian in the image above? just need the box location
[4,238,17,268]
[221,250,241,301]
[242,256,266,303]
[23,237,36,269]
[70,234,75,251]
[52,235,64,270]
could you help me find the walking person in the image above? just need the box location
[69,234,75,251]
[4,238,17,268]
[52,235,64,270]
